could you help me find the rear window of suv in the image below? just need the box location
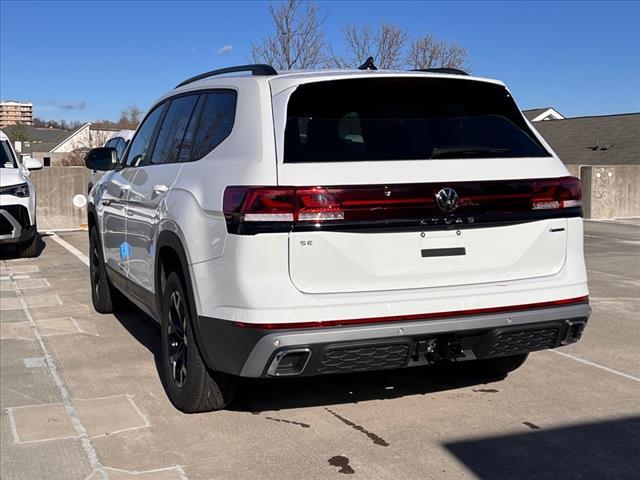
[284,78,550,162]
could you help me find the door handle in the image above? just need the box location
[152,184,169,199]
[119,184,131,198]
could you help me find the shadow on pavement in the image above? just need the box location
[443,416,640,479]
[0,232,46,260]
[112,308,505,412]
[232,362,503,413]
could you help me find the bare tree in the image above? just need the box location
[407,35,469,70]
[118,105,142,129]
[250,0,326,70]
[328,23,408,70]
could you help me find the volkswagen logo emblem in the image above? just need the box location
[435,187,459,212]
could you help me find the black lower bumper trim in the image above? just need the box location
[196,313,589,378]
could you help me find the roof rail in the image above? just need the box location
[412,67,469,76]
[175,64,278,88]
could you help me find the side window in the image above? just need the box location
[124,104,165,167]
[177,97,203,162]
[189,91,237,161]
[149,95,199,165]
[115,138,127,160]
[105,139,117,148]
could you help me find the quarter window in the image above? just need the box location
[189,91,237,161]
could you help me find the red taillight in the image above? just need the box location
[223,177,583,234]
[531,177,582,210]
[296,187,345,221]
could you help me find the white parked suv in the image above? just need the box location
[85,64,590,412]
[0,131,42,257]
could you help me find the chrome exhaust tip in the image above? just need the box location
[267,348,312,377]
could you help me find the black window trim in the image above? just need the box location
[125,88,239,170]
[121,101,168,168]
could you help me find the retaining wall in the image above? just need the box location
[26,165,639,229]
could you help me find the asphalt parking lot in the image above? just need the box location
[1,220,638,480]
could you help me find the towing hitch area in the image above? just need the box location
[412,337,465,362]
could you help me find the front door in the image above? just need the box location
[126,94,200,294]
[99,168,136,274]
[110,103,167,278]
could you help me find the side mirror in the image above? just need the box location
[85,147,117,171]
[23,156,43,170]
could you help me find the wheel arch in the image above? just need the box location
[155,230,217,370]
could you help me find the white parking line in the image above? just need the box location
[552,350,640,382]
[46,231,89,267]
[5,268,107,479]
[48,231,640,387]
[584,234,640,245]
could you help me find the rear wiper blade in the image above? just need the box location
[430,145,509,159]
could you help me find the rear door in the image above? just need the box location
[272,77,579,294]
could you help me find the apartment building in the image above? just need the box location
[0,101,33,127]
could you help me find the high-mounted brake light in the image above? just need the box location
[223,177,582,235]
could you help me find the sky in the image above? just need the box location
[1,0,639,122]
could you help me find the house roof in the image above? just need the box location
[523,108,549,120]
[0,124,77,154]
[522,107,564,121]
[534,113,640,165]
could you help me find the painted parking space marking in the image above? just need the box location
[46,231,90,267]
[1,293,62,311]
[7,402,77,444]
[1,278,49,290]
[0,322,34,340]
[74,395,150,439]
[23,357,46,368]
[85,465,188,480]
[6,395,151,443]
[584,234,640,245]
[3,269,107,478]
[551,350,640,382]
[0,317,99,340]
[3,265,40,274]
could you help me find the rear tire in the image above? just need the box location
[474,353,529,378]
[16,230,38,258]
[161,271,237,413]
[89,227,128,314]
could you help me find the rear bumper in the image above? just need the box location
[196,302,590,378]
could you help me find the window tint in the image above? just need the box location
[189,91,237,161]
[284,78,549,163]
[177,97,203,162]
[125,104,165,167]
[149,95,198,165]
[105,137,126,160]
[1,141,17,168]
[115,138,128,160]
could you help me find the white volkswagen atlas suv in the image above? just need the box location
[0,131,42,257]
[85,64,590,412]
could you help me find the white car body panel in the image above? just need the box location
[87,69,590,379]
[1,132,38,243]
